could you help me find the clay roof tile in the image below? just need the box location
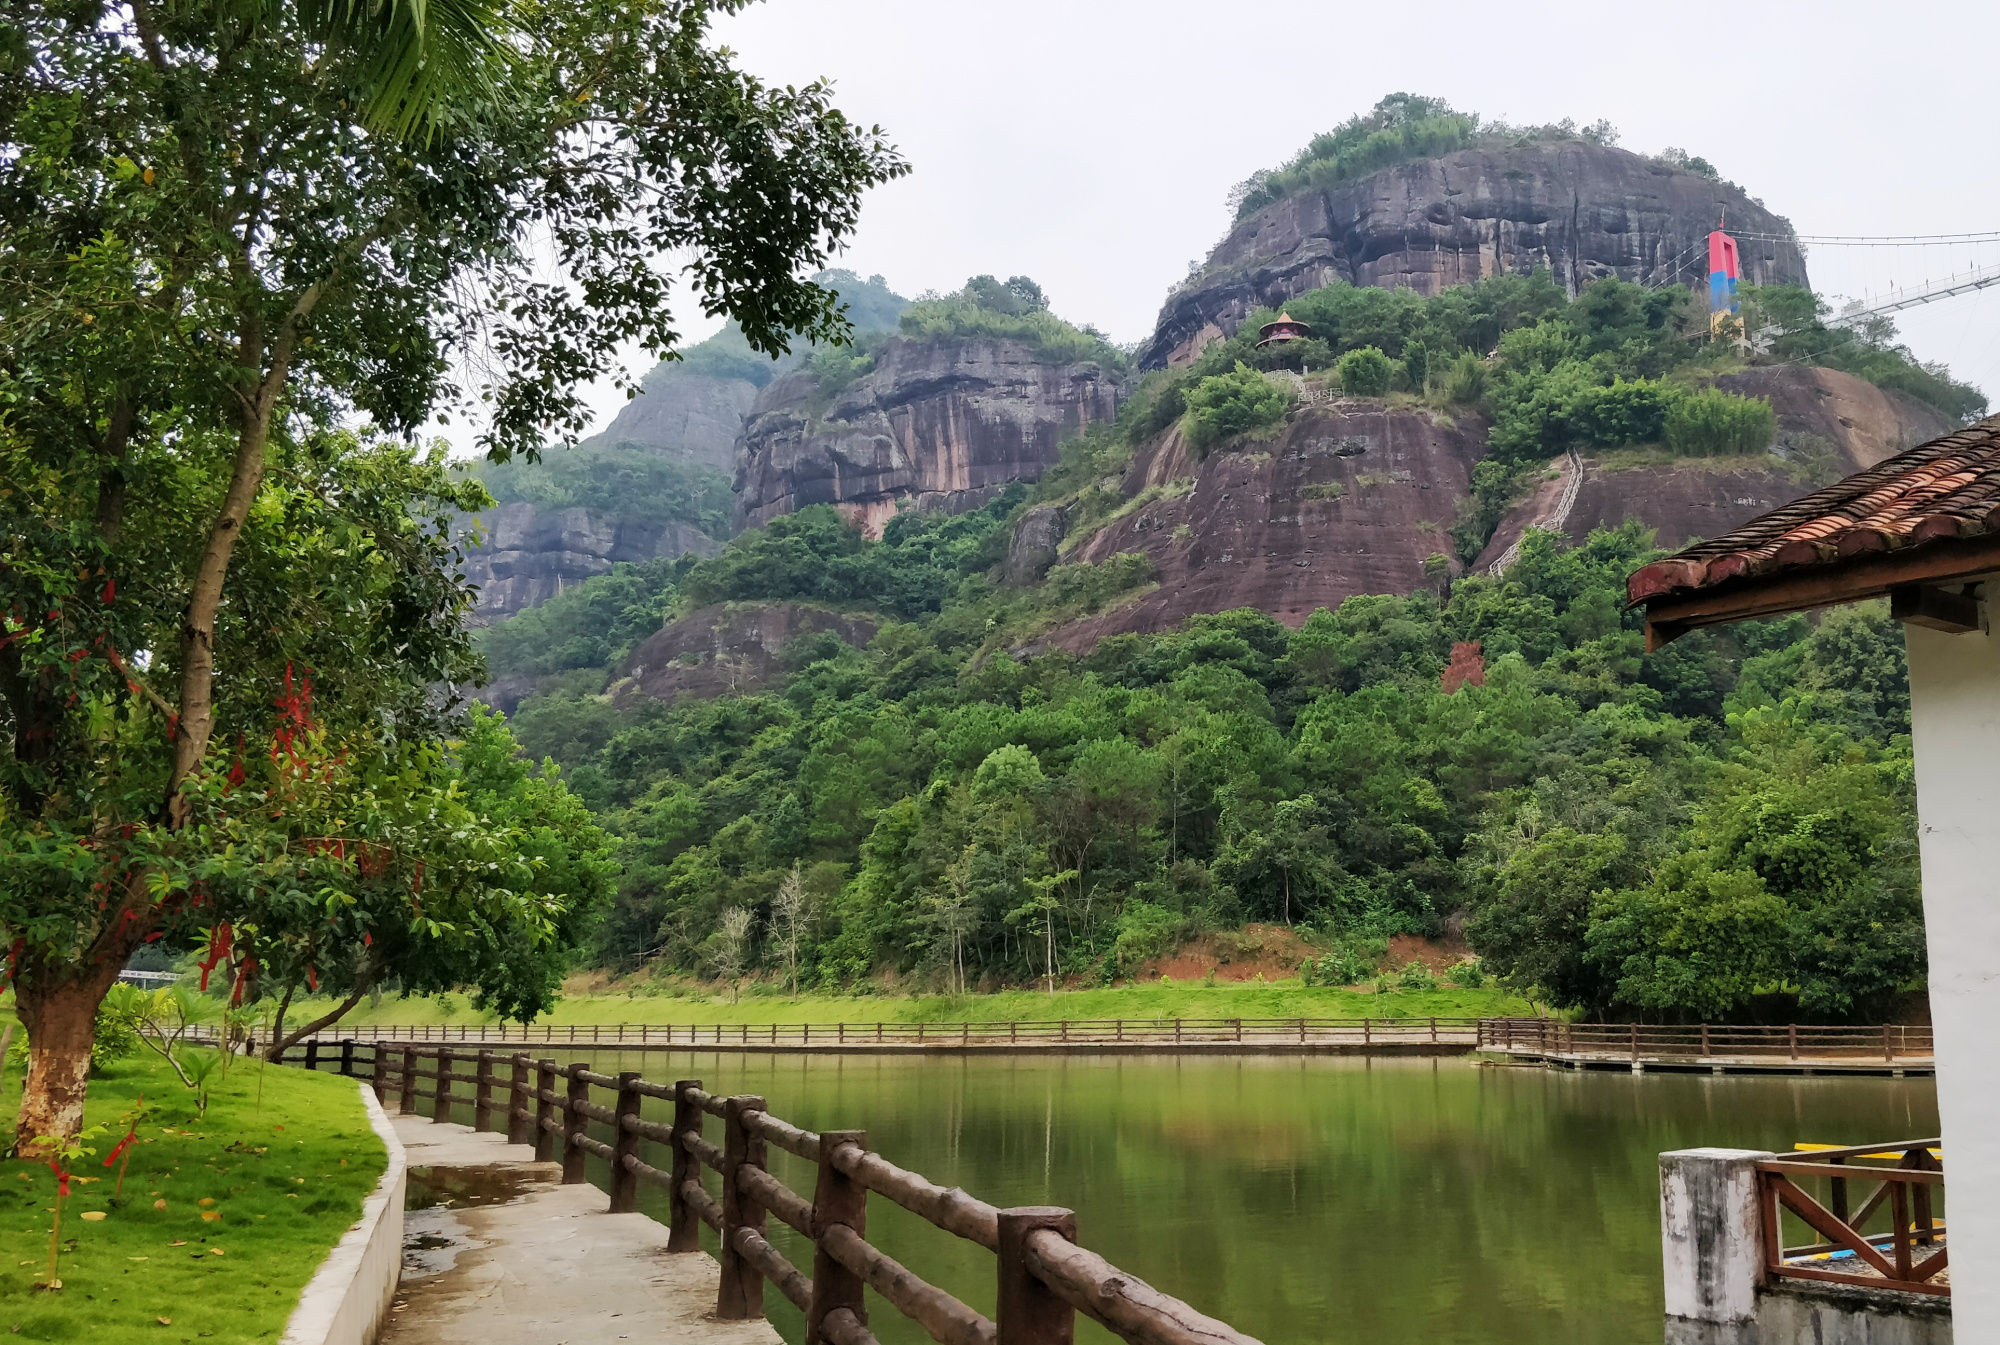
[1625,414,2000,606]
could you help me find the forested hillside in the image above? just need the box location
[467,109,1984,1025]
[488,511,1924,1024]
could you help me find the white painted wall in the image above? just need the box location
[1905,618,2000,1336]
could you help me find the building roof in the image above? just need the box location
[1626,414,2000,646]
[1258,311,1311,335]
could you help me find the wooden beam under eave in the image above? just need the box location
[1639,532,2000,648]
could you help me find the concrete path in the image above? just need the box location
[381,1116,783,1345]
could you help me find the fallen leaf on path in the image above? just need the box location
[154,1200,168,1210]
[209,1248,225,1256]
[169,1240,186,1246]
[200,1211,221,1222]
[79,1212,106,1222]
[157,1317,171,1325]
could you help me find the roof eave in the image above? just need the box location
[1636,531,2000,650]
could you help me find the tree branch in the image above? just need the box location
[265,969,376,1061]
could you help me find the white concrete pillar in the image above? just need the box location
[1907,618,2000,1336]
[1660,1148,1769,1345]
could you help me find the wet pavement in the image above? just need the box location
[380,1117,783,1345]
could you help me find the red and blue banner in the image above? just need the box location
[1708,230,1740,315]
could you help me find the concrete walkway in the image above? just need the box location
[381,1116,783,1345]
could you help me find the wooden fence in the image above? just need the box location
[376,1041,1261,1345]
[329,1017,1487,1048]
[1757,1140,1948,1297]
[1478,1019,1933,1063]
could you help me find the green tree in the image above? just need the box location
[1336,346,1394,397]
[0,0,900,1147]
[1181,363,1292,452]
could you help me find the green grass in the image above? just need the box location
[0,1049,385,1344]
[298,978,1536,1030]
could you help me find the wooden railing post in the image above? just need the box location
[305,1039,320,1072]
[370,1042,388,1102]
[562,1063,591,1184]
[807,1129,868,1345]
[534,1059,558,1163]
[340,1039,356,1077]
[432,1046,454,1124]
[1884,1024,1895,1063]
[609,1072,643,1213]
[474,1050,496,1133]
[507,1054,533,1146]
[667,1080,703,1253]
[718,1094,768,1319]
[997,1207,1077,1345]
[1788,1023,1799,1061]
[398,1047,416,1115]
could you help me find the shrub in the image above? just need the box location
[1397,960,1438,990]
[1444,350,1488,404]
[1664,388,1776,457]
[1181,362,1293,453]
[1568,378,1676,447]
[1336,346,1394,397]
[1446,958,1486,988]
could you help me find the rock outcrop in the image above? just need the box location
[582,367,762,468]
[1142,142,1807,368]
[613,602,880,707]
[1474,366,1951,565]
[459,503,720,627]
[1003,504,1070,586]
[1042,405,1486,650]
[733,337,1123,536]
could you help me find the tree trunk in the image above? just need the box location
[265,983,371,1062]
[14,966,121,1156]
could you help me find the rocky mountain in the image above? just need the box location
[1142,141,1806,368]
[733,334,1123,536]
[1475,367,1951,567]
[1029,365,1947,651]
[612,602,881,707]
[460,502,722,627]
[459,272,907,624]
[1037,404,1485,650]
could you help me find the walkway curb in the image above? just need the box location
[280,1081,407,1345]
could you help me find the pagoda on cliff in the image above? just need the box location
[1254,311,1312,347]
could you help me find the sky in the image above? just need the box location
[543,0,2000,445]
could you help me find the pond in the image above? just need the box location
[437,1051,1937,1345]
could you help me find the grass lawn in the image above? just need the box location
[0,1047,385,1344]
[300,977,1538,1030]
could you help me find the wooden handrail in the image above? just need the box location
[368,1040,1263,1345]
[1756,1138,1949,1298]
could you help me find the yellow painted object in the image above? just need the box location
[1794,1143,1943,1161]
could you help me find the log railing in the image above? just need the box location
[375,1042,1261,1345]
[314,1017,1487,1048]
[1479,1019,1933,1062]
[1756,1140,1947,1296]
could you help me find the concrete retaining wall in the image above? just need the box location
[279,1081,406,1345]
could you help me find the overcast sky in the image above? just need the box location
[547,0,2000,443]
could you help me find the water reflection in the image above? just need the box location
[443,1052,1936,1345]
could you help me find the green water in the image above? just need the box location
[456,1052,1937,1345]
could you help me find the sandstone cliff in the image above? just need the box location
[1142,142,1806,368]
[460,502,721,627]
[1474,366,1951,566]
[733,336,1123,536]
[582,365,762,467]
[1042,405,1486,650]
[613,602,880,707]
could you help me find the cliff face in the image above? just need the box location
[583,367,761,467]
[613,602,880,707]
[1142,142,1807,368]
[1474,366,1952,566]
[1042,405,1487,650]
[733,337,1123,536]
[460,502,720,627]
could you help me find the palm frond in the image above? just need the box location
[293,0,511,141]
